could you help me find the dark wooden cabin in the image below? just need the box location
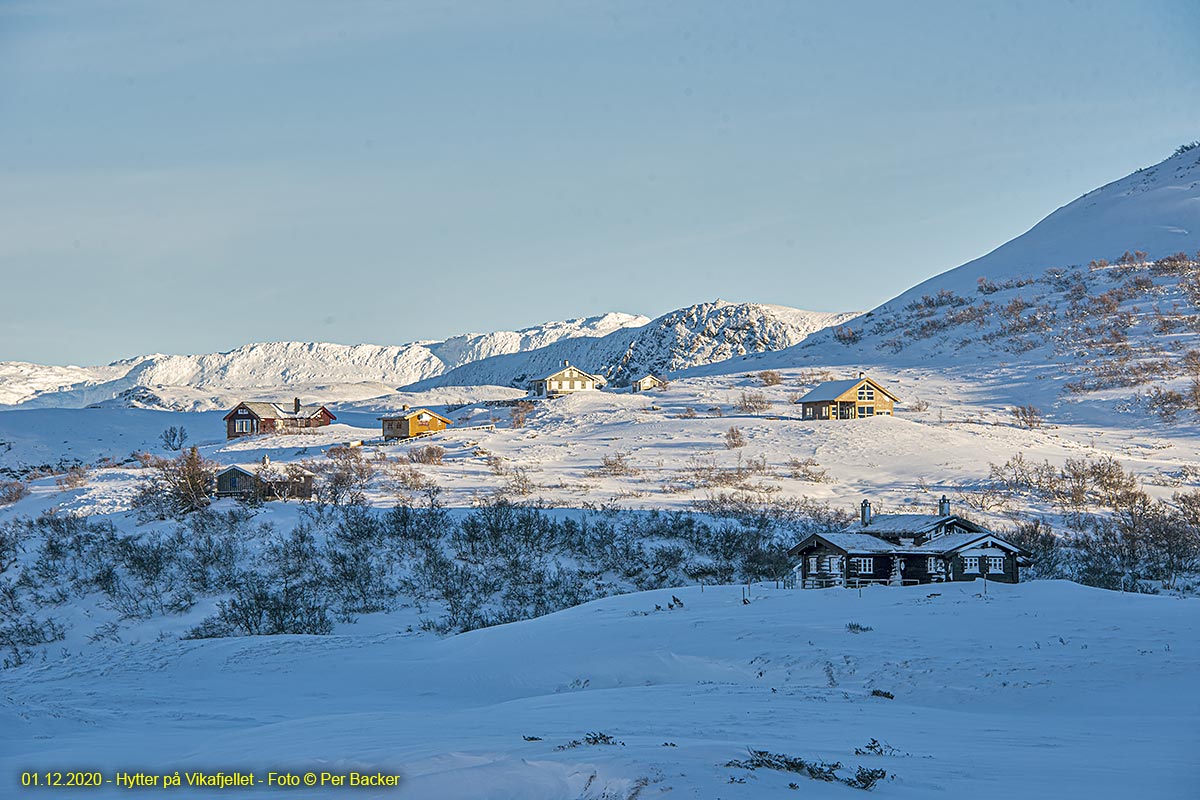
[215,458,314,501]
[788,496,1027,588]
[224,398,336,439]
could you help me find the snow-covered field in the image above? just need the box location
[2,581,1196,798]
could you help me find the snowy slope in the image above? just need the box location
[897,143,1200,301]
[0,313,648,410]
[414,301,858,390]
[2,581,1196,798]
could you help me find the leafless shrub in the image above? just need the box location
[708,406,724,417]
[504,467,537,497]
[787,457,832,483]
[908,398,930,412]
[593,452,640,477]
[735,391,771,414]
[676,407,698,419]
[159,426,189,451]
[1010,404,1044,429]
[390,465,436,493]
[132,447,218,519]
[1145,386,1186,422]
[0,480,29,506]
[54,466,90,490]
[723,426,747,449]
[485,453,507,475]
[510,401,536,429]
[408,445,446,465]
[757,370,782,387]
[832,325,859,345]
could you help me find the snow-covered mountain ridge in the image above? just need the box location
[0,304,854,410]
[413,301,858,390]
[0,312,648,409]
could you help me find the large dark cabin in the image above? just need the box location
[224,398,336,439]
[789,496,1027,588]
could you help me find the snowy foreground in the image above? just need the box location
[3,581,1197,799]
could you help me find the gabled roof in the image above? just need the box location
[841,514,986,536]
[635,374,665,383]
[797,376,899,404]
[534,364,605,384]
[217,463,316,478]
[223,401,335,421]
[789,528,1026,558]
[378,408,452,424]
[788,532,900,557]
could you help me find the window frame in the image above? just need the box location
[850,556,874,574]
[962,556,980,573]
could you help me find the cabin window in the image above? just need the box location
[237,408,249,415]
[962,556,980,573]
[807,556,818,573]
[986,555,1005,573]
[573,380,580,389]
[234,419,253,433]
[926,557,941,573]
[850,557,873,574]
[857,406,875,418]
[857,386,875,401]
[229,474,239,489]
[418,413,430,422]
[822,555,839,572]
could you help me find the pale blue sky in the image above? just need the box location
[2,0,1198,365]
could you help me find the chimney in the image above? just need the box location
[860,499,872,526]
[563,359,570,367]
[294,397,301,413]
[402,404,410,411]
[262,454,270,466]
[858,371,865,380]
[938,495,951,516]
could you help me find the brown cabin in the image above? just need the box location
[380,406,452,440]
[796,372,898,420]
[788,496,1027,589]
[224,398,336,439]
[214,458,314,500]
[530,361,604,398]
[632,374,667,392]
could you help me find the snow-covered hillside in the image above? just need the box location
[0,312,648,410]
[414,301,857,390]
[2,581,1196,798]
[690,147,1200,427]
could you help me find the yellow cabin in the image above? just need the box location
[380,407,452,440]
[797,373,899,420]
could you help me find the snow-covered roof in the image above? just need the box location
[796,376,899,404]
[378,407,452,423]
[226,401,333,421]
[218,462,315,477]
[842,514,984,535]
[792,532,902,555]
[534,364,605,384]
[792,527,1023,557]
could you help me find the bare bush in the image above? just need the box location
[1010,404,1044,429]
[908,398,930,412]
[390,465,436,493]
[510,401,536,429]
[757,370,782,387]
[735,391,771,414]
[832,325,859,345]
[408,445,446,465]
[159,426,188,451]
[55,466,90,490]
[787,457,832,483]
[132,447,218,519]
[723,426,747,449]
[594,452,640,477]
[0,480,29,506]
[676,407,698,419]
[708,406,724,417]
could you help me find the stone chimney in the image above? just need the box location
[860,499,872,526]
[938,495,951,516]
[294,397,301,413]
